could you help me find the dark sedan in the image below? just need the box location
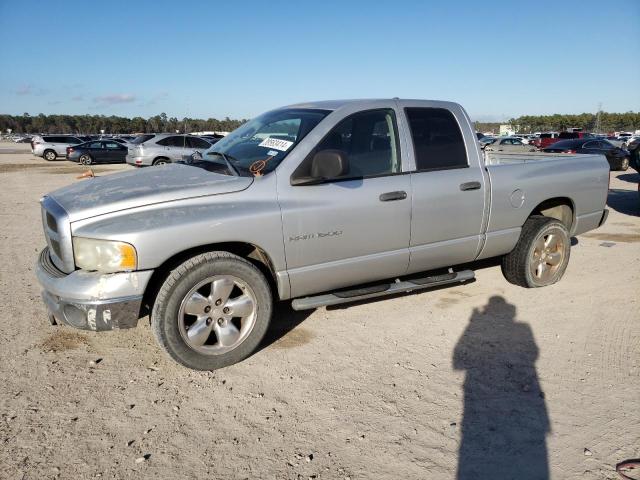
[543,138,630,171]
[66,140,128,165]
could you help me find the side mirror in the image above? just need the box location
[291,149,349,185]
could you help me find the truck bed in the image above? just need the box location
[479,150,610,258]
[484,150,601,165]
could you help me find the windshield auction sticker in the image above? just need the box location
[258,137,294,151]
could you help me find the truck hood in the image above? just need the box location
[48,164,253,222]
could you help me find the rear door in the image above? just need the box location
[278,106,412,298]
[186,136,212,158]
[104,141,126,163]
[400,105,486,274]
[156,135,186,162]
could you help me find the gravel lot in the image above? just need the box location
[0,143,638,479]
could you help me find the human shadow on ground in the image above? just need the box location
[607,188,639,217]
[616,172,639,184]
[453,296,550,480]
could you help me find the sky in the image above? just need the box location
[1,0,639,122]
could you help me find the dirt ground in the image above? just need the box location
[0,142,638,480]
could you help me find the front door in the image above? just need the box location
[279,108,412,298]
[401,106,486,274]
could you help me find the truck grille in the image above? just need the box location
[41,196,75,273]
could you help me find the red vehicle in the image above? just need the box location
[532,131,593,149]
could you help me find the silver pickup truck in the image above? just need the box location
[36,99,610,370]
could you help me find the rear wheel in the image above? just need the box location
[152,157,170,166]
[44,150,56,161]
[151,252,272,370]
[502,216,571,288]
[79,154,93,165]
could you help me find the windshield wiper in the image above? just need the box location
[206,151,240,177]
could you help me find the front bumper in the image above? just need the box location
[36,248,154,331]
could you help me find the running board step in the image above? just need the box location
[291,270,475,311]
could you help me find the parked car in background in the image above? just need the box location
[531,132,560,149]
[126,134,213,166]
[513,134,531,145]
[542,138,630,171]
[605,136,629,148]
[107,137,131,145]
[626,136,640,170]
[31,135,86,160]
[66,140,128,165]
[484,137,537,153]
[478,136,496,147]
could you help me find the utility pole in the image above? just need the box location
[595,102,602,134]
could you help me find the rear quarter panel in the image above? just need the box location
[479,153,609,259]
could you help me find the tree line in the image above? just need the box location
[0,112,246,134]
[509,111,640,133]
[476,111,640,134]
[3,110,639,136]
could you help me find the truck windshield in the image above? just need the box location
[202,108,330,175]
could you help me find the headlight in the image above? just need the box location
[72,237,137,273]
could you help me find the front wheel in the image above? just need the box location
[501,216,571,288]
[151,252,272,370]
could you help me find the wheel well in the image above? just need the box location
[529,197,574,230]
[153,156,170,164]
[141,242,278,317]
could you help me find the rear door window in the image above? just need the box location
[87,141,103,149]
[405,108,468,171]
[157,136,186,147]
[186,137,211,149]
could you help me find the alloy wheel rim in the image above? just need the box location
[530,229,565,282]
[178,275,257,355]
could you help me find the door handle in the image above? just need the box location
[379,191,407,202]
[459,181,481,191]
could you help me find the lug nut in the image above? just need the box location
[206,317,212,325]
[204,306,211,313]
[223,307,230,314]
[217,318,224,326]
[215,299,222,306]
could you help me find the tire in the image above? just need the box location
[151,251,273,370]
[79,154,93,165]
[501,216,571,288]
[152,157,170,166]
[44,150,56,161]
[618,157,629,171]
